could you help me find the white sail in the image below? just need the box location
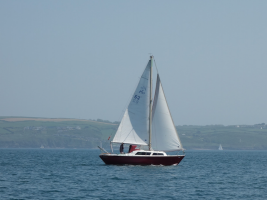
[112,109,147,145]
[111,60,151,145]
[151,74,183,152]
[218,144,223,150]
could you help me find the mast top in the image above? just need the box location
[150,55,153,60]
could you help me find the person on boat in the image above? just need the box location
[120,143,124,154]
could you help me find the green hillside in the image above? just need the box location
[0,117,117,149]
[1,117,267,150]
[177,124,267,150]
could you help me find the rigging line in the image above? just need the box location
[122,128,134,143]
[152,122,158,151]
[153,57,159,74]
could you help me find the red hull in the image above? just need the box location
[99,154,185,166]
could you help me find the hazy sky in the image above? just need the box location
[1,1,267,125]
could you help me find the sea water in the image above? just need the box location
[0,149,267,200]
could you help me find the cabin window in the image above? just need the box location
[153,153,164,155]
[135,152,151,155]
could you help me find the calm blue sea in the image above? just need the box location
[0,149,266,200]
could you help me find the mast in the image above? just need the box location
[149,55,153,150]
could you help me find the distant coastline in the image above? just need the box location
[1,116,267,150]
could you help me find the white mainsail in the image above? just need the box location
[111,60,151,145]
[151,74,183,152]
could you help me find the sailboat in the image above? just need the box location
[99,56,185,165]
[218,144,223,150]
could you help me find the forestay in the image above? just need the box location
[151,74,183,151]
[111,60,151,145]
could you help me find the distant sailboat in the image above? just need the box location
[218,144,223,150]
[99,56,185,166]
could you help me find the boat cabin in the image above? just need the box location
[130,150,167,156]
